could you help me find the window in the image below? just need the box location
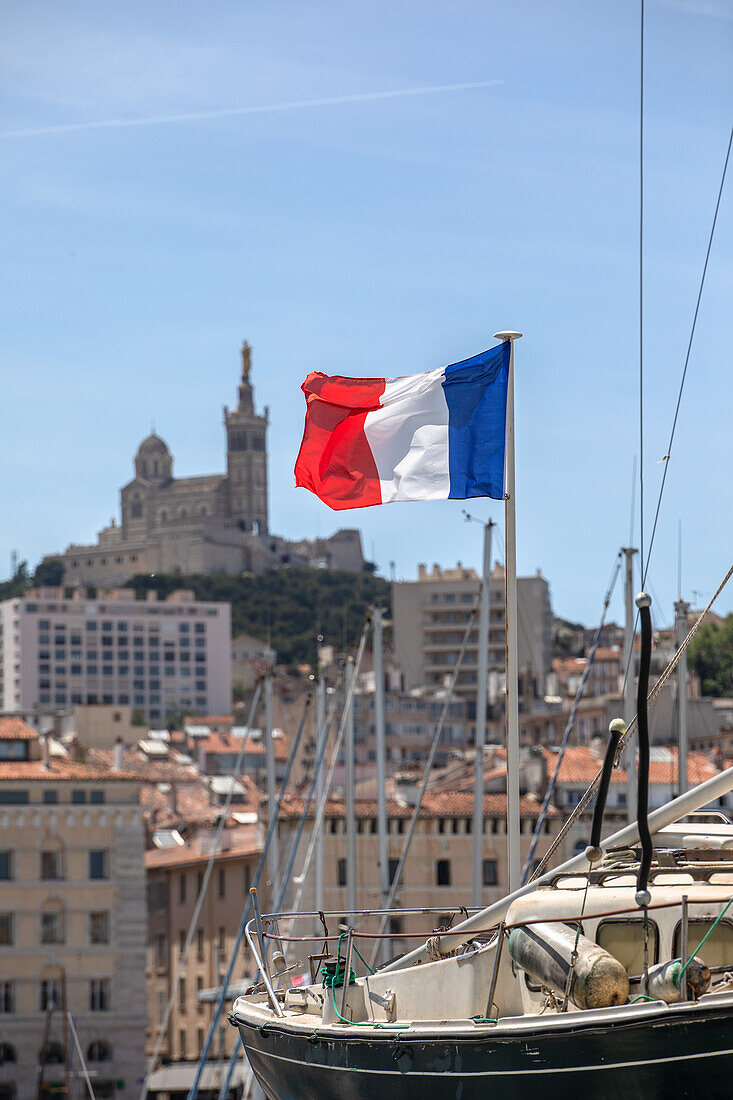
[41,1041,65,1064]
[89,911,110,945]
[0,914,13,946]
[388,858,399,884]
[179,1028,187,1058]
[154,933,167,970]
[597,920,659,975]
[41,979,62,1011]
[0,981,14,1013]
[72,790,86,805]
[196,927,205,961]
[0,791,28,805]
[0,853,12,881]
[87,1040,112,1063]
[673,919,733,970]
[90,791,105,805]
[179,929,186,956]
[43,790,58,805]
[218,926,226,954]
[41,848,62,880]
[196,976,204,1012]
[337,859,347,887]
[436,859,451,886]
[242,865,251,895]
[389,916,404,936]
[197,871,204,895]
[178,977,186,1012]
[89,850,108,880]
[482,859,498,887]
[89,979,110,1011]
[0,1042,16,1063]
[179,873,187,903]
[218,867,226,899]
[41,906,64,944]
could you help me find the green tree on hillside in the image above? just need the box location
[689,615,733,697]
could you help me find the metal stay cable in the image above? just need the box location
[187,689,312,1100]
[368,595,480,968]
[140,682,262,1100]
[642,121,733,586]
[639,0,646,576]
[520,553,622,885]
[529,560,733,882]
[283,620,370,932]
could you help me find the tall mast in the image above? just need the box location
[264,674,279,898]
[344,657,358,920]
[495,330,522,893]
[472,520,493,906]
[314,675,325,921]
[372,608,390,958]
[622,547,638,823]
[675,597,690,795]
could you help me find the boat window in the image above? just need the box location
[596,920,659,974]
[673,919,733,970]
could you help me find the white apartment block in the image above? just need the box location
[393,563,553,701]
[0,587,231,725]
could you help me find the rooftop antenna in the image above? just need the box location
[10,549,17,578]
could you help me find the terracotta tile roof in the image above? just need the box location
[541,745,720,787]
[86,745,198,782]
[276,791,550,821]
[0,760,142,782]
[0,717,39,741]
[144,826,262,869]
[199,731,289,762]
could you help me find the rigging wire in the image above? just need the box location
[520,553,622,885]
[529,557,733,882]
[140,682,263,1100]
[639,0,645,577]
[642,121,733,587]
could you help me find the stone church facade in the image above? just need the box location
[47,344,363,586]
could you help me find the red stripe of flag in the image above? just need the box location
[294,372,386,510]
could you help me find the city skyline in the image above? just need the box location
[3,0,732,630]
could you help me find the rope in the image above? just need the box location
[520,553,622,883]
[529,561,733,882]
[643,122,733,586]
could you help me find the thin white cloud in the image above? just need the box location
[0,79,503,140]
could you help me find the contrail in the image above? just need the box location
[1,79,503,139]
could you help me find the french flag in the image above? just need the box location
[294,342,510,510]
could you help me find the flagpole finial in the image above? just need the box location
[493,331,523,341]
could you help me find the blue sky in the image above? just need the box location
[2,0,731,631]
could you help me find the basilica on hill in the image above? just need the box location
[46,343,364,586]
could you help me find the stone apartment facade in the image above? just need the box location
[392,562,553,701]
[0,718,146,1100]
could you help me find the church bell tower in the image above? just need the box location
[224,341,269,535]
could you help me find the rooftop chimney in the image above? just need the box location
[41,735,50,770]
[114,737,125,771]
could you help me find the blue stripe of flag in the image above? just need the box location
[441,342,509,502]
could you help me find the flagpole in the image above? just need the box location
[472,519,493,907]
[494,330,522,893]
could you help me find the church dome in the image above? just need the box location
[134,433,173,485]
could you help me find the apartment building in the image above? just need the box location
[353,688,470,775]
[145,828,264,1098]
[0,587,231,724]
[392,562,553,701]
[0,718,146,1100]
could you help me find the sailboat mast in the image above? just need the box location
[675,597,690,795]
[264,674,279,898]
[495,330,522,893]
[623,547,638,823]
[344,657,358,920]
[314,675,325,921]
[472,520,493,906]
[372,607,390,958]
